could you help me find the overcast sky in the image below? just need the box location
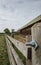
[0,0,41,32]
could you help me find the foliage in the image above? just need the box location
[4,28,11,35]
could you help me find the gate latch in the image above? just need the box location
[26,40,39,50]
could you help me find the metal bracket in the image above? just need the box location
[26,40,39,50]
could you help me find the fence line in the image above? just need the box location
[6,37,16,65]
[6,35,25,65]
[7,35,27,58]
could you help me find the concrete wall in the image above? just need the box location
[31,22,41,65]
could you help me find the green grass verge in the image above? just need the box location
[0,34,10,65]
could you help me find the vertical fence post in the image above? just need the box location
[26,35,32,65]
[26,46,32,65]
[26,35,32,42]
[31,22,41,65]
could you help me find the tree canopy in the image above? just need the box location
[4,28,11,35]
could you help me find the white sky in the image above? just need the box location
[0,0,41,32]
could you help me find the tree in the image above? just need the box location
[4,28,11,35]
[11,29,14,37]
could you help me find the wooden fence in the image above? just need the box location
[6,35,27,65]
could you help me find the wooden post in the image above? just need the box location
[26,46,32,65]
[26,35,32,65]
[26,35,32,42]
[31,22,41,65]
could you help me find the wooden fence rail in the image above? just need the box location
[7,35,27,58]
[6,35,26,65]
[6,37,16,65]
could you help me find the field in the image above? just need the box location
[0,33,10,65]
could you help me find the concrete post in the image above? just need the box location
[31,22,41,65]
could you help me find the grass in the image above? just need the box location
[0,34,10,65]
